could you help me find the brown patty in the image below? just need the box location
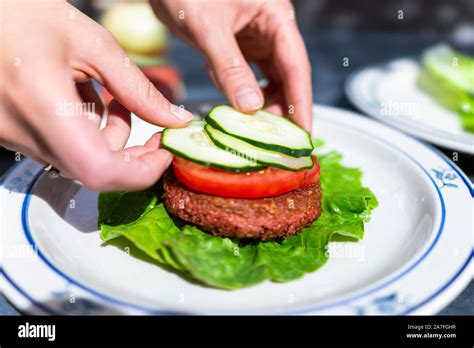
[163,170,322,240]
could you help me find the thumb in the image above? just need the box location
[203,32,263,113]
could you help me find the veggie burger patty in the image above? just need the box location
[163,169,322,240]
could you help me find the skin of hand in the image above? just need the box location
[150,0,313,131]
[0,0,194,192]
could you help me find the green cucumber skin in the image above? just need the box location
[161,128,264,173]
[206,106,314,158]
[204,125,314,172]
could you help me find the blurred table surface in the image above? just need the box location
[1,30,472,315]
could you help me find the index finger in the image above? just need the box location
[78,27,194,127]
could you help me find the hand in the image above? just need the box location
[151,0,313,131]
[0,1,194,191]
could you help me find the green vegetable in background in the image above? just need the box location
[98,151,378,290]
[417,44,474,133]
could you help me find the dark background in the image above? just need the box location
[1,0,473,315]
[295,0,474,35]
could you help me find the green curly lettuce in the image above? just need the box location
[98,151,378,290]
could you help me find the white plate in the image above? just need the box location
[345,58,474,154]
[1,105,472,315]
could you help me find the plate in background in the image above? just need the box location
[345,59,474,154]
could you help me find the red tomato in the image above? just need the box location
[172,156,320,198]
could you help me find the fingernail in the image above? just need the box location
[170,104,194,122]
[235,87,263,111]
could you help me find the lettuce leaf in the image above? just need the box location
[99,151,378,289]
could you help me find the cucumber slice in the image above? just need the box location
[418,45,474,133]
[206,105,313,157]
[422,44,474,95]
[205,124,314,171]
[162,121,263,172]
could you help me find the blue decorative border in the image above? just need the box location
[399,252,472,315]
[1,115,472,315]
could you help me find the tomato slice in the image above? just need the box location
[172,156,320,198]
